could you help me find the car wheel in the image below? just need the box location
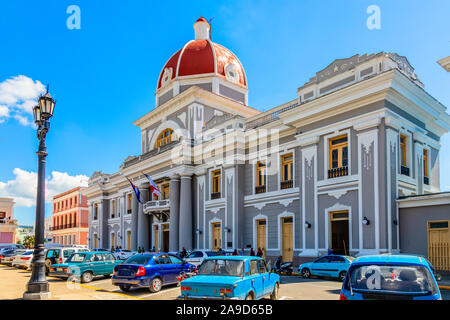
[149,277,162,293]
[245,292,254,300]
[301,268,311,278]
[81,271,94,283]
[270,283,279,300]
[339,271,347,282]
[119,285,131,292]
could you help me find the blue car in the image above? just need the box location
[178,256,280,300]
[112,253,195,292]
[299,255,354,281]
[340,254,441,300]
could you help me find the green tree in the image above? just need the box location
[22,235,35,249]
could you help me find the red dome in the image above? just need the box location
[157,39,247,90]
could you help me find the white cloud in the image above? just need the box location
[0,75,45,126]
[0,168,89,207]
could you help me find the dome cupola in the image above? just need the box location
[156,17,248,106]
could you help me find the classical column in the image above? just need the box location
[131,191,139,251]
[137,186,150,251]
[179,174,193,251]
[169,174,180,252]
[88,204,92,249]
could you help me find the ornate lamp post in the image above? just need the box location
[23,86,55,300]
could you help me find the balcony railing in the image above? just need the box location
[210,192,221,200]
[424,176,429,185]
[50,223,88,231]
[401,165,410,176]
[0,218,18,225]
[255,185,266,194]
[328,166,348,179]
[143,200,170,213]
[280,180,293,190]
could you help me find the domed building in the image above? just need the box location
[84,18,450,269]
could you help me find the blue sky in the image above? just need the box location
[0,0,449,226]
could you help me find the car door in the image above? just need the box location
[155,254,172,283]
[90,253,104,275]
[168,254,185,282]
[257,259,271,296]
[328,256,346,277]
[248,259,264,299]
[311,256,331,276]
[102,253,116,275]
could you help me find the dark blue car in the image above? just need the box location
[112,253,195,292]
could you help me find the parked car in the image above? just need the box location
[11,250,34,270]
[299,255,354,281]
[178,256,280,300]
[112,249,134,260]
[0,244,25,255]
[381,253,442,281]
[112,253,195,293]
[45,247,89,273]
[340,254,441,300]
[91,248,110,252]
[184,250,219,267]
[0,249,27,265]
[49,251,122,283]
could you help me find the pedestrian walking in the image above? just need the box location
[240,248,244,255]
[180,247,187,258]
[250,248,255,256]
[232,249,238,256]
[256,247,263,257]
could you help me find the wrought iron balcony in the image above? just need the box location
[0,218,17,225]
[328,166,348,179]
[401,165,410,176]
[424,176,429,185]
[143,199,170,213]
[280,180,293,190]
[255,185,266,194]
[50,223,88,231]
[210,192,221,200]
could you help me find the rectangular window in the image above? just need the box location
[127,194,132,213]
[94,203,98,220]
[162,184,170,200]
[111,200,116,218]
[256,161,266,194]
[328,135,349,178]
[281,153,293,189]
[423,149,429,178]
[400,134,407,167]
[211,169,221,199]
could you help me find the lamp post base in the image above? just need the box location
[23,291,51,300]
[23,282,51,300]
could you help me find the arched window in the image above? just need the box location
[154,128,176,149]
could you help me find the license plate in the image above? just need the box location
[57,268,63,271]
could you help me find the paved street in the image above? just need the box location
[1,265,448,300]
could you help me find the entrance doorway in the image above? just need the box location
[162,223,170,252]
[212,222,221,250]
[428,220,449,271]
[281,217,293,262]
[127,231,131,250]
[329,211,349,255]
[256,219,266,258]
[153,225,159,251]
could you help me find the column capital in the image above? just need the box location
[170,173,180,181]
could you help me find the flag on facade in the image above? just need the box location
[126,177,142,203]
[143,173,161,197]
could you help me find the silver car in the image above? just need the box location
[184,250,219,267]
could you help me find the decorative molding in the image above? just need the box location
[328,189,348,199]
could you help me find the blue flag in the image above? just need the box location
[126,177,142,204]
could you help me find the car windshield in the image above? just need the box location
[205,251,218,257]
[66,253,88,263]
[198,259,244,277]
[346,264,438,295]
[125,254,154,265]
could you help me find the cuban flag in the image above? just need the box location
[143,173,161,197]
[126,177,142,203]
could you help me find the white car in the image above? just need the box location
[0,249,27,266]
[11,250,34,270]
[184,250,219,267]
[112,249,134,260]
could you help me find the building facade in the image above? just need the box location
[51,187,89,246]
[83,18,450,264]
[44,216,53,243]
[16,225,33,245]
[0,198,18,244]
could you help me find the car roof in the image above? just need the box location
[204,256,261,261]
[352,254,428,266]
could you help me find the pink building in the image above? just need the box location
[0,198,18,244]
[51,187,89,246]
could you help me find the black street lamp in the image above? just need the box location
[23,86,55,300]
